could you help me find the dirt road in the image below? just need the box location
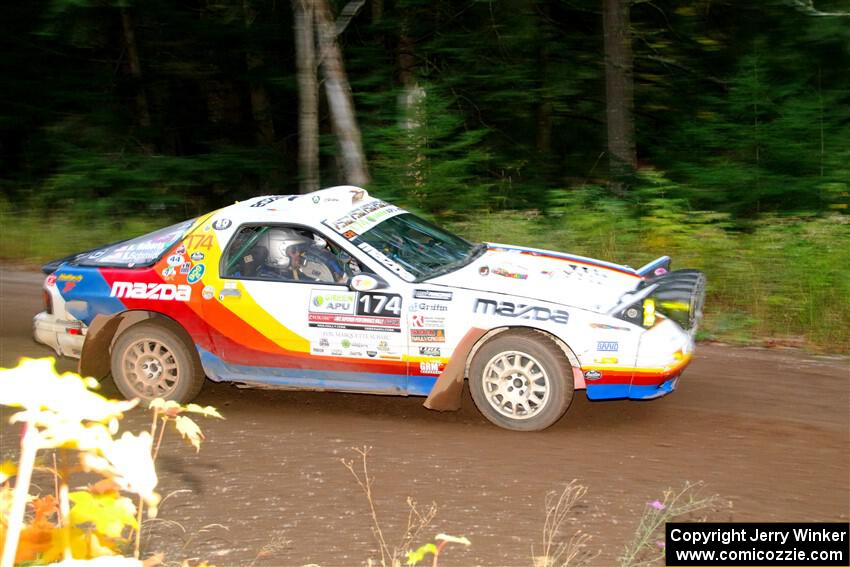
[1,268,848,566]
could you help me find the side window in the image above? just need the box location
[222,225,367,284]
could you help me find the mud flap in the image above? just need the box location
[423,327,487,412]
[78,313,126,379]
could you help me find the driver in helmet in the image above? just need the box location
[257,228,346,283]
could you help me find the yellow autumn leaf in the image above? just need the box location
[0,358,137,423]
[69,491,138,539]
[148,398,182,415]
[40,527,122,563]
[0,460,17,484]
[435,533,471,546]
[174,415,204,452]
[184,404,224,419]
[101,431,159,509]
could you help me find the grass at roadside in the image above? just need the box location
[450,202,850,353]
[2,195,848,352]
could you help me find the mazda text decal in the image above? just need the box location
[110,281,191,301]
[473,298,569,324]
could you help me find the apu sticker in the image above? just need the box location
[212,218,232,230]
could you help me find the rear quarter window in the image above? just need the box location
[75,219,197,268]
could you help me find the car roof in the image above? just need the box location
[212,185,376,228]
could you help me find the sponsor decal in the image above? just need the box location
[58,274,82,282]
[175,245,186,254]
[418,346,441,357]
[250,196,285,207]
[357,293,402,317]
[311,348,325,354]
[589,322,631,331]
[473,298,569,325]
[594,357,618,365]
[331,349,343,356]
[310,291,356,314]
[184,234,214,251]
[343,230,357,240]
[312,195,320,203]
[219,289,239,300]
[167,254,184,267]
[356,242,416,282]
[366,351,377,357]
[411,314,445,328]
[308,312,401,331]
[410,328,445,343]
[45,275,57,287]
[419,361,442,375]
[413,289,453,301]
[341,338,351,348]
[110,281,191,301]
[187,264,205,284]
[327,200,404,234]
[202,285,215,300]
[212,218,232,230]
[409,302,448,312]
[584,370,602,381]
[597,341,619,352]
[319,338,330,347]
[162,266,175,278]
[190,251,205,261]
[377,340,390,352]
[179,262,192,274]
[479,266,490,276]
[492,267,528,280]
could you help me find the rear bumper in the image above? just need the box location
[33,311,85,359]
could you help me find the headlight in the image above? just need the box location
[612,270,706,330]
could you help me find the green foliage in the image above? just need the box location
[451,173,850,351]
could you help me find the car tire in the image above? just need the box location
[110,321,205,403]
[468,330,574,431]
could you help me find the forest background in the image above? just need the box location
[0,0,848,350]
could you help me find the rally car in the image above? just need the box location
[33,186,705,431]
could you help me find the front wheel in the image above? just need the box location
[468,330,574,431]
[110,322,205,403]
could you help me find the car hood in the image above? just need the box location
[427,243,643,313]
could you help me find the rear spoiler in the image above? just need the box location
[637,256,671,278]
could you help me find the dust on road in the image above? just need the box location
[1,267,848,566]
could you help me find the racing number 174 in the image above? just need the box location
[357,293,402,317]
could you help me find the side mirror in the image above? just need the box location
[350,273,388,292]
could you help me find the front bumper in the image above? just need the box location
[33,311,85,358]
[582,318,694,401]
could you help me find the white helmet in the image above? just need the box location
[261,228,312,269]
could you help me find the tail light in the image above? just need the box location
[43,289,53,315]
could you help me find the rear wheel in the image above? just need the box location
[110,322,204,403]
[469,330,574,431]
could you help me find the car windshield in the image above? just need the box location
[351,212,483,281]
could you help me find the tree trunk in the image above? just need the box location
[397,29,426,190]
[120,8,151,130]
[293,0,320,193]
[244,0,276,147]
[315,0,370,186]
[535,3,553,155]
[602,0,636,184]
